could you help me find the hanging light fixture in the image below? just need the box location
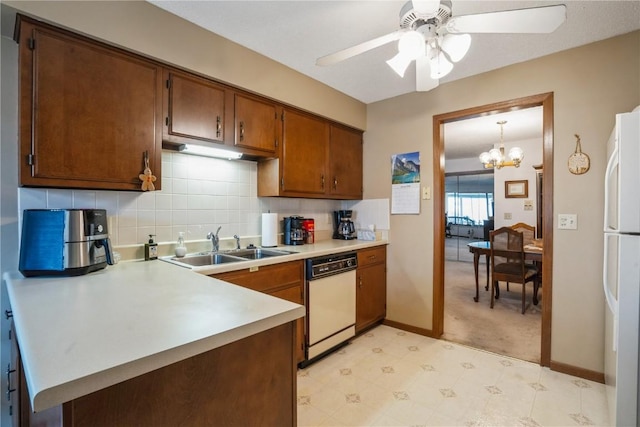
[479,121,524,169]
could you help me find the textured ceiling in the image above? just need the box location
[148,0,640,104]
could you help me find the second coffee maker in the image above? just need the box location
[333,210,356,240]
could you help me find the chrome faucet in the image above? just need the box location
[207,226,222,252]
[233,234,241,250]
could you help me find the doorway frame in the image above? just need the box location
[432,93,554,366]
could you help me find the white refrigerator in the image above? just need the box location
[603,108,640,427]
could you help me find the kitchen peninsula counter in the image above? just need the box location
[5,260,304,419]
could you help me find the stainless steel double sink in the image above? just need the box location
[162,248,297,268]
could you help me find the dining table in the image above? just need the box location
[467,240,543,303]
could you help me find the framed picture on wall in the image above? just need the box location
[505,180,528,198]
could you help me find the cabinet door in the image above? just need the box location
[234,93,278,155]
[17,19,162,190]
[329,125,363,199]
[164,71,231,145]
[281,108,329,196]
[270,286,305,364]
[356,263,387,333]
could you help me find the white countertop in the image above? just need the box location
[6,238,387,413]
[5,261,305,412]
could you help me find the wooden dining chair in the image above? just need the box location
[489,227,540,314]
[510,222,535,246]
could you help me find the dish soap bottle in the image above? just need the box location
[144,234,158,261]
[175,232,186,258]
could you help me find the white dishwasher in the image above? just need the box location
[304,252,357,365]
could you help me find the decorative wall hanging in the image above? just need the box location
[568,134,590,175]
[505,180,528,198]
[139,151,157,191]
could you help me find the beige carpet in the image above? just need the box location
[442,237,542,363]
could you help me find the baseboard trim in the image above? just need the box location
[550,360,605,384]
[382,319,438,338]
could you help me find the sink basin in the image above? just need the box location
[224,248,297,260]
[166,252,246,267]
[162,248,296,268]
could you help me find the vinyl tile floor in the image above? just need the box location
[297,325,609,426]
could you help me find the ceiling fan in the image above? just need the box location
[316,1,566,92]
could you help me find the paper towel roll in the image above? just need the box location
[261,213,278,247]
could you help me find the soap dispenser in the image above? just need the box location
[144,234,158,260]
[175,232,186,258]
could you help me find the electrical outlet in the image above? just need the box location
[558,214,578,230]
[504,212,512,220]
[524,200,533,211]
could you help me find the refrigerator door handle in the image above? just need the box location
[603,233,619,351]
[604,145,619,232]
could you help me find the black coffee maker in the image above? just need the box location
[283,216,305,245]
[333,210,356,240]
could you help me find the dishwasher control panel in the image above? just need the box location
[306,252,357,280]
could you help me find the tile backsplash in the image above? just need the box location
[18,151,389,248]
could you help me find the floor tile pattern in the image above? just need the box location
[297,325,609,426]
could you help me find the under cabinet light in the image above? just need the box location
[179,144,243,160]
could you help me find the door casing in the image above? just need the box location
[432,93,554,366]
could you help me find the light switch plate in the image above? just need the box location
[558,214,578,229]
[504,212,512,220]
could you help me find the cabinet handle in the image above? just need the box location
[333,176,338,190]
[321,175,325,189]
[368,255,376,260]
[6,364,15,402]
[4,310,12,319]
[216,116,222,138]
[358,277,362,288]
[239,121,245,141]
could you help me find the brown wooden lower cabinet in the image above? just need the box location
[212,260,306,363]
[356,246,387,333]
[13,322,297,427]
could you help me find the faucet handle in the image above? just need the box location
[233,234,241,250]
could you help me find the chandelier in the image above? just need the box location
[479,121,524,169]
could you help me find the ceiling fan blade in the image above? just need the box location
[316,31,403,66]
[412,0,440,16]
[416,56,439,92]
[446,4,566,34]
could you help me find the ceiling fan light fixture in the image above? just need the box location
[386,52,413,77]
[441,33,471,62]
[398,30,425,60]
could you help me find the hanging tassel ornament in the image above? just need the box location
[139,151,157,191]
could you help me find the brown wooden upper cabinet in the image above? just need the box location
[280,108,329,197]
[257,110,363,200]
[328,124,363,199]
[163,70,234,147]
[234,92,279,156]
[15,15,163,191]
